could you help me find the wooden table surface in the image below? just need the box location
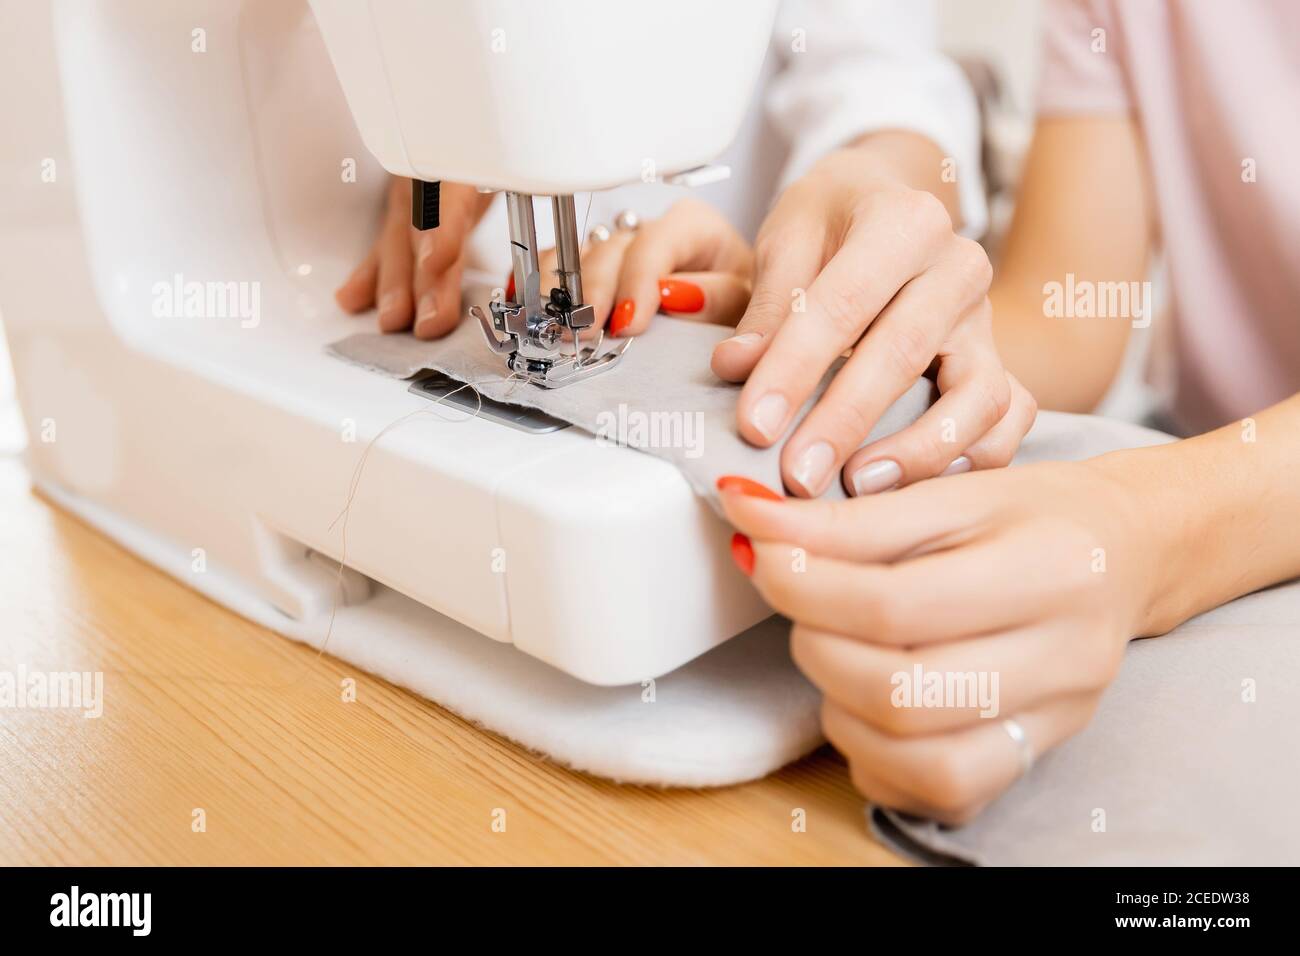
[0,459,900,866]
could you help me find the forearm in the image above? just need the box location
[846,130,963,229]
[1095,393,1300,635]
[986,117,1151,413]
[989,283,1132,413]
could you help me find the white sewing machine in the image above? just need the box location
[10,0,777,685]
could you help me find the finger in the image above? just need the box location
[710,218,822,384]
[961,372,1038,471]
[718,478,991,565]
[736,203,946,450]
[413,258,466,340]
[412,186,493,336]
[822,692,1096,825]
[778,244,992,497]
[839,319,1010,495]
[375,215,415,333]
[750,539,1063,647]
[816,703,922,814]
[660,272,750,325]
[411,230,452,336]
[821,699,938,819]
[567,229,635,332]
[335,245,379,314]
[612,199,751,337]
[792,622,1121,738]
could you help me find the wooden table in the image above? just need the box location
[0,459,900,865]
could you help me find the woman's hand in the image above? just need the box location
[536,198,754,336]
[717,455,1161,825]
[335,177,493,339]
[712,139,1036,499]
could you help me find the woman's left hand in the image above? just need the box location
[718,453,1161,824]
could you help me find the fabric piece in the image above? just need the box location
[1037,0,1300,434]
[328,314,937,512]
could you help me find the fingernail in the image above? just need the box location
[610,299,635,336]
[851,459,902,496]
[749,392,789,442]
[790,441,835,496]
[720,332,763,347]
[414,292,438,336]
[941,455,972,477]
[716,475,783,501]
[730,532,754,576]
[378,290,402,329]
[659,278,704,313]
[505,274,516,301]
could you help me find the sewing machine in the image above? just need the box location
[9,0,778,686]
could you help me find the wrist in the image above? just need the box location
[1088,436,1246,636]
[841,130,962,226]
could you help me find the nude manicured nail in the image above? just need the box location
[941,455,972,477]
[414,292,438,336]
[378,290,403,329]
[730,532,755,576]
[716,475,783,501]
[851,459,902,496]
[721,332,763,347]
[750,392,789,441]
[790,441,834,496]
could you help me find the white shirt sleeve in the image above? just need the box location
[767,0,987,238]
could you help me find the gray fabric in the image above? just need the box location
[873,579,1300,865]
[327,315,936,510]
[329,318,1300,866]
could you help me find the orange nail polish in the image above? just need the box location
[716,475,784,501]
[730,533,755,576]
[659,278,704,314]
[505,273,516,302]
[610,299,635,336]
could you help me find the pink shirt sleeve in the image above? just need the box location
[1037,0,1132,115]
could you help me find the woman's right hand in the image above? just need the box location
[335,176,493,339]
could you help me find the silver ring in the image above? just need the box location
[1002,718,1034,777]
[613,209,640,232]
[587,223,611,243]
